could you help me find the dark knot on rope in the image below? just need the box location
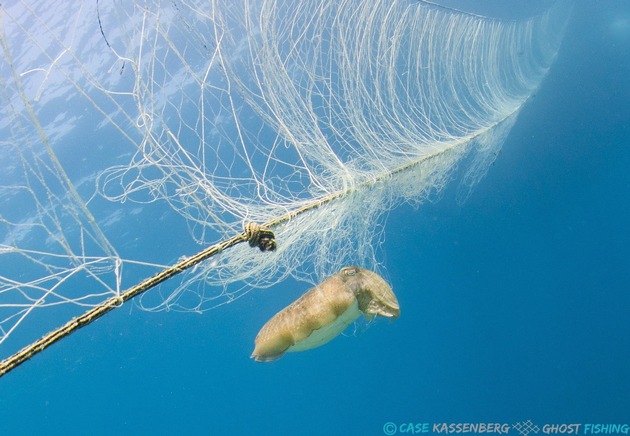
[244,222,277,252]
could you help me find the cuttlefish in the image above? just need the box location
[251,266,400,362]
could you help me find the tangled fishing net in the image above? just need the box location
[0,0,569,368]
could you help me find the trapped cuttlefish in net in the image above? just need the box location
[252,266,400,362]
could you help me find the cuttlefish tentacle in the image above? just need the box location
[251,266,399,362]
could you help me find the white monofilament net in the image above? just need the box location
[0,0,569,360]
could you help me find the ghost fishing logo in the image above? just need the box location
[513,421,540,436]
[381,421,630,435]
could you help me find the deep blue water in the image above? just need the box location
[1,1,629,435]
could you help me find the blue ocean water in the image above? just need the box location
[1,1,629,434]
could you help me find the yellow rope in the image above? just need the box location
[0,226,268,377]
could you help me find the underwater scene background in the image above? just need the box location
[0,0,628,434]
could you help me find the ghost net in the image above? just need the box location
[0,0,569,376]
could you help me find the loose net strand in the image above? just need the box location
[0,222,270,377]
[0,0,569,376]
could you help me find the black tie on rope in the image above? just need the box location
[244,222,277,252]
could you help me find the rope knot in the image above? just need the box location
[243,222,277,252]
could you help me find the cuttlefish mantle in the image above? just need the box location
[251,266,400,362]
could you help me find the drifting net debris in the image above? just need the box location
[0,0,569,374]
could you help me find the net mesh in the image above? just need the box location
[0,0,568,360]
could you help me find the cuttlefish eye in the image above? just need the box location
[251,266,399,362]
[342,267,357,276]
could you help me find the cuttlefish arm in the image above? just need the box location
[251,266,399,362]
